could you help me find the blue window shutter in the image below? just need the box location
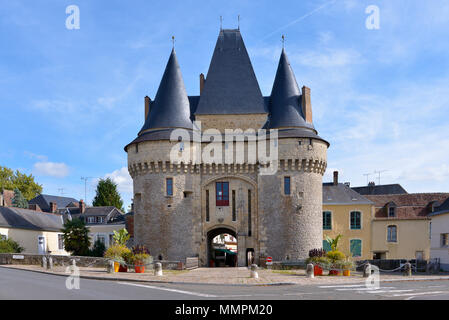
[323,240,331,252]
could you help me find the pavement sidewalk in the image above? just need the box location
[2,265,449,286]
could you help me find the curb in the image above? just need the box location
[0,265,297,287]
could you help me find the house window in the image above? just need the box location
[323,240,331,252]
[166,178,173,196]
[205,190,210,222]
[87,216,96,224]
[58,234,64,250]
[441,233,449,247]
[96,234,106,244]
[388,206,396,217]
[135,143,139,153]
[216,182,229,206]
[323,211,332,230]
[284,177,291,195]
[387,225,397,242]
[0,234,6,241]
[350,211,361,229]
[96,216,104,224]
[350,239,362,257]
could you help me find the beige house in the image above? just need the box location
[365,193,449,260]
[322,172,375,260]
[0,207,69,255]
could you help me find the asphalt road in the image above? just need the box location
[1,266,449,300]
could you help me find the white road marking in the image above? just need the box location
[335,287,395,291]
[319,284,365,288]
[119,282,217,298]
[365,289,414,294]
[390,291,446,297]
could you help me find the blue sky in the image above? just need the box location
[1,0,449,211]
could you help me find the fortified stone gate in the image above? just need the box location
[125,28,329,267]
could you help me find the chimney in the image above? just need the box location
[144,96,151,120]
[333,171,338,186]
[49,202,57,213]
[199,73,206,94]
[79,199,86,214]
[368,181,376,187]
[301,86,313,124]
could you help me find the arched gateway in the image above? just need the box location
[125,28,328,267]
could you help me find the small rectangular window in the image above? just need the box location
[206,190,210,222]
[388,207,396,217]
[232,190,236,221]
[441,233,449,247]
[248,189,252,237]
[166,178,173,196]
[323,211,332,230]
[58,234,64,250]
[284,177,291,195]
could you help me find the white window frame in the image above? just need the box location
[57,233,65,250]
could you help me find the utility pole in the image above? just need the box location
[373,170,388,185]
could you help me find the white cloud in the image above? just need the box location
[33,162,69,178]
[104,167,133,194]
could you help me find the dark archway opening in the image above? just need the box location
[207,228,237,267]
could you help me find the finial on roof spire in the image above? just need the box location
[282,35,285,49]
[220,16,223,30]
[238,15,240,30]
[171,36,175,49]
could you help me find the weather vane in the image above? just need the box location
[282,34,285,48]
[238,15,240,30]
[220,16,223,30]
[172,35,175,48]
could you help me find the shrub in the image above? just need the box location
[89,239,106,257]
[61,218,91,256]
[309,248,326,258]
[104,244,131,265]
[132,245,150,255]
[326,250,346,263]
[0,238,24,253]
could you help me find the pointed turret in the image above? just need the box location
[266,49,312,130]
[139,49,192,134]
[195,29,266,115]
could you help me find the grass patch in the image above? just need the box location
[271,270,300,275]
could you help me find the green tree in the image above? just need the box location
[0,166,42,200]
[112,229,130,246]
[92,178,124,211]
[12,188,28,208]
[89,239,106,257]
[61,218,91,256]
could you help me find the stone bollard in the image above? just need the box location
[154,262,163,276]
[404,262,412,277]
[47,257,53,270]
[363,263,371,278]
[250,264,259,279]
[42,256,47,269]
[306,263,314,278]
[107,260,114,273]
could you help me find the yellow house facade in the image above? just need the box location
[0,207,69,255]
[322,173,374,260]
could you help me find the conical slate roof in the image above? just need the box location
[139,49,192,134]
[194,29,266,115]
[266,49,313,130]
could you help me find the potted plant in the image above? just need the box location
[104,244,131,272]
[341,258,355,276]
[326,250,346,276]
[131,245,151,273]
[306,248,328,276]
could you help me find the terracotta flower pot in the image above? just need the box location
[314,265,323,276]
[343,270,350,276]
[135,265,145,273]
[329,269,340,276]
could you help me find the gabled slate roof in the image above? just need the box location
[427,197,449,217]
[0,207,63,232]
[139,49,192,134]
[323,183,373,205]
[351,184,407,195]
[29,194,79,212]
[194,29,266,115]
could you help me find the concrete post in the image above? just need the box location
[42,256,47,269]
[47,256,53,270]
[363,263,371,278]
[404,262,412,277]
[107,260,115,273]
[306,263,314,278]
[250,264,258,279]
[154,262,163,276]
